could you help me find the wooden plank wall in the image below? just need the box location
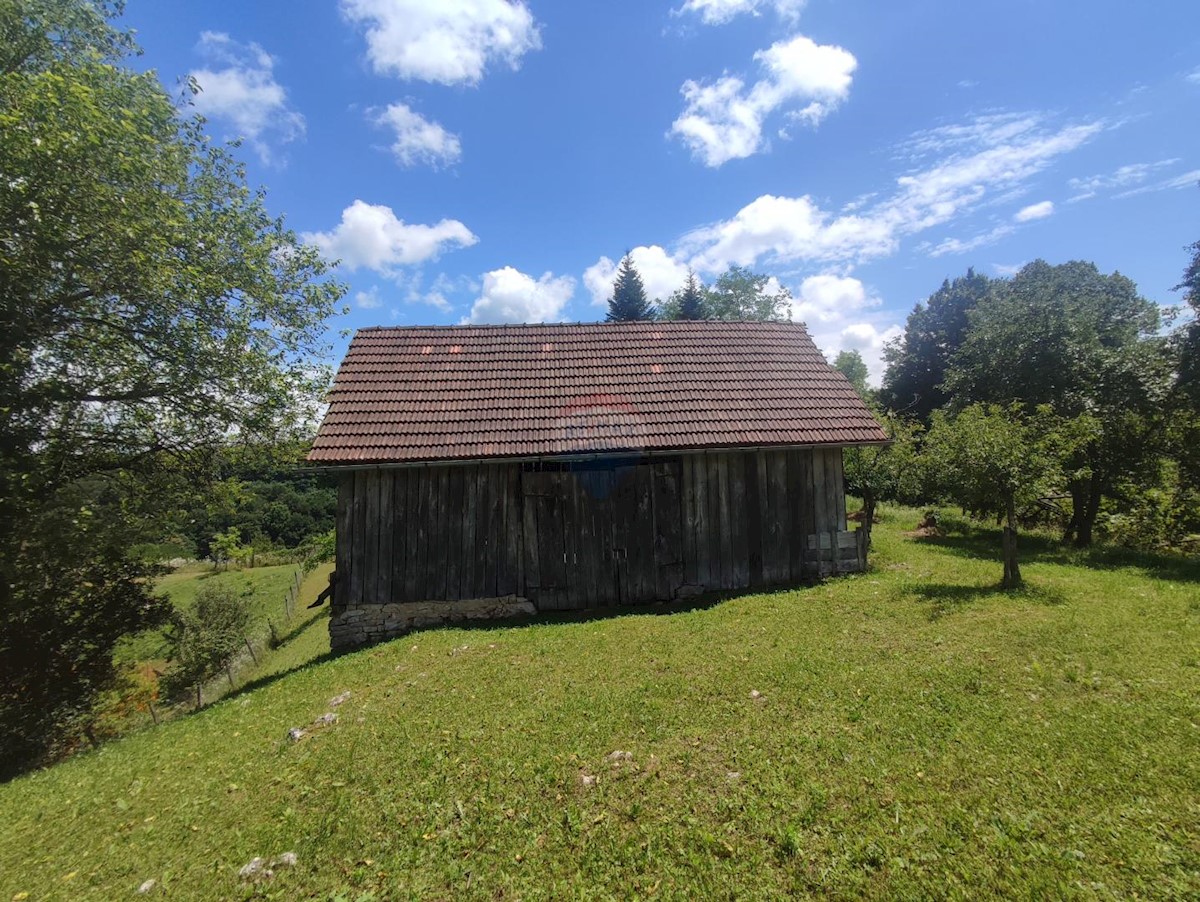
[334,446,861,610]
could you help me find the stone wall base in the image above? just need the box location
[330,596,537,650]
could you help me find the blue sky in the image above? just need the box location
[125,0,1199,381]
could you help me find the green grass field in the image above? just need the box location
[4,509,1198,899]
[114,564,306,666]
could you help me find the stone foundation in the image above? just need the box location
[329,596,538,650]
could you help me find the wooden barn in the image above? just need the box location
[308,321,888,649]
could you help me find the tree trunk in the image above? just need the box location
[1062,481,1082,544]
[1001,493,1022,589]
[862,489,877,549]
[1074,481,1103,548]
[195,681,202,710]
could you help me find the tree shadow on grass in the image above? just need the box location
[913,522,1200,585]
[912,581,1068,621]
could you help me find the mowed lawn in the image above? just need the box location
[3,511,1198,899]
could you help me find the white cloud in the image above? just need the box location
[829,322,904,386]
[303,200,477,273]
[190,32,305,163]
[1013,200,1054,222]
[1114,168,1200,199]
[355,287,383,309]
[374,102,461,168]
[790,274,878,324]
[1187,67,1200,84]
[341,0,541,86]
[673,0,805,25]
[927,224,1015,257]
[464,267,574,323]
[671,34,857,167]
[583,245,692,307]
[681,113,1101,270]
[1067,159,1179,201]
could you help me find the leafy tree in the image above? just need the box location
[162,583,251,709]
[834,349,870,399]
[843,413,922,547]
[210,527,244,571]
[1175,237,1200,403]
[879,268,993,419]
[0,0,343,773]
[703,265,792,321]
[924,404,1063,589]
[663,270,707,320]
[605,254,655,321]
[943,260,1171,546]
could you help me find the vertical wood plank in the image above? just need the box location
[376,470,394,604]
[704,454,723,589]
[746,452,764,587]
[391,468,408,601]
[765,451,789,584]
[362,470,380,603]
[521,469,541,597]
[694,454,712,589]
[505,465,522,597]
[460,465,478,599]
[653,460,684,601]
[444,467,463,599]
[785,450,804,581]
[716,453,734,590]
[828,448,847,531]
[681,454,699,587]
[335,474,353,605]
[727,453,749,589]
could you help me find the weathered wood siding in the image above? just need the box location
[334,447,863,612]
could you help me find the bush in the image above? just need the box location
[162,584,251,706]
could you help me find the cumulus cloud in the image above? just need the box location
[374,102,462,168]
[1014,200,1054,222]
[673,0,805,25]
[790,274,878,324]
[671,33,857,167]
[582,246,692,307]
[680,113,1101,270]
[464,267,575,323]
[827,322,904,385]
[190,32,305,163]
[354,287,384,309]
[340,0,541,86]
[302,200,477,273]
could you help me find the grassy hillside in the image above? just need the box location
[3,510,1198,899]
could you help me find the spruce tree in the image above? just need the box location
[677,270,706,320]
[606,254,655,321]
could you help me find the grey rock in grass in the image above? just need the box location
[238,858,271,881]
[328,691,352,707]
[606,750,633,765]
[270,851,298,869]
[286,727,305,742]
[749,689,763,700]
[313,712,338,726]
[136,878,157,893]
[579,773,598,787]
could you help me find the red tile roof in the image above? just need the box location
[308,321,887,464]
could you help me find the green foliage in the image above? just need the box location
[210,526,244,571]
[943,260,1172,546]
[663,270,706,320]
[605,254,655,321]
[703,265,791,321]
[1175,237,1200,403]
[162,583,251,703]
[2,513,1198,897]
[298,528,337,573]
[0,0,343,776]
[833,349,870,399]
[923,404,1066,587]
[843,413,922,534]
[880,268,993,419]
[0,478,171,778]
